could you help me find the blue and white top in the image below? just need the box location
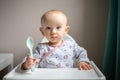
[32,39,90,68]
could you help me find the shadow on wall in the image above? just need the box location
[81,0,108,70]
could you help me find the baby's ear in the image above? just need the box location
[65,25,70,34]
[40,27,44,35]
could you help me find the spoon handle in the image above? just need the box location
[30,49,33,57]
[30,49,35,72]
[31,64,35,72]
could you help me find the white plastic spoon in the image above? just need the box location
[26,36,35,72]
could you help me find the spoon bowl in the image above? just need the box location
[26,36,35,72]
[26,36,34,57]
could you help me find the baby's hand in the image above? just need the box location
[78,61,92,70]
[21,55,36,70]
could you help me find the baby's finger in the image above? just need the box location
[27,55,33,59]
[84,64,92,70]
[26,61,35,66]
[26,55,34,61]
[88,65,93,69]
[78,65,83,70]
[33,58,37,62]
[84,65,90,70]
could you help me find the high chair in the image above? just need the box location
[3,34,106,80]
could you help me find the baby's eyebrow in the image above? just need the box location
[45,25,51,27]
[45,26,51,29]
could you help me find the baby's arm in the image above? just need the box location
[77,47,92,70]
[21,55,36,70]
[21,44,41,70]
[77,48,92,70]
[71,40,92,70]
[77,48,93,70]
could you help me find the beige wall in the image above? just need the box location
[0,0,108,70]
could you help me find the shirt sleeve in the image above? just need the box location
[33,43,42,67]
[19,43,43,72]
[71,40,90,63]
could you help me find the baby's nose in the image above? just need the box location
[51,28,57,34]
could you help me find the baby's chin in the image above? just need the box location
[49,41,62,46]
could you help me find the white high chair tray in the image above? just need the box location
[3,61,105,80]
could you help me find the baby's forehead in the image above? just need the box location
[45,11,66,20]
[41,10,67,26]
[46,11,66,18]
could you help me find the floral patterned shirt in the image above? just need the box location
[32,39,90,68]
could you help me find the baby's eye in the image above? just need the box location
[46,26,51,30]
[56,26,61,30]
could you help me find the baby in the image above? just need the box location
[21,9,92,70]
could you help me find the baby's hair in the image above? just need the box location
[41,9,67,26]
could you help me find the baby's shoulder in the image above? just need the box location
[63,39,77,48]
[35,43,49,53]
[35,43,50,50]
[64,39,76,45]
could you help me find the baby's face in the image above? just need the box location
[41,12,69,45]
